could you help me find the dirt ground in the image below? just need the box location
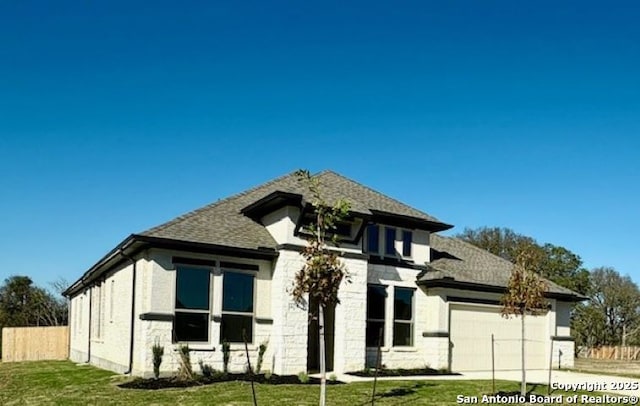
[573,357,640,376]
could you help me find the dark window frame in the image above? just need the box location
[366,284,387,347]
[385,227,397,256]
[365,224,380,254]
[173,265,212,343]
[402,230,413,257]
[393,287,415,347]
[220,269,256,344]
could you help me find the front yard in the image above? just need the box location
[0,361,625,405]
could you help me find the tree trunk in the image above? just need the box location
[319,304,326,406]
[521,313,526,396]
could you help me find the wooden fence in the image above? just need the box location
[580,346,640,361]
[1,326,69,362]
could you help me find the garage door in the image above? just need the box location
[449,303,548,372]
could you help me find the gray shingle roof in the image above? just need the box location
[140,170,448,249]
[426,234,581,297]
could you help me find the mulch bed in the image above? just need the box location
[348,367,459,377]
[119,373,345,390]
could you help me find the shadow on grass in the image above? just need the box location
[356,382,434,406]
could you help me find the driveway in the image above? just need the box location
[337,370,640,397]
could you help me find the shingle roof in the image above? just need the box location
[140,170,449,249]
[425,234,581,297]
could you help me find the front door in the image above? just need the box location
[307,297,335,372]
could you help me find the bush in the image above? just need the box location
[151,342,164,379]
[222,340,231,373]
[297,371,309,384]
[263,369,272,380]
[329,373,337,382]
[176,345,193,381]
[256,341,268,373]
[198,360,214,378]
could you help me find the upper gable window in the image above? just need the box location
[402,230,412,257]
[385,227,397,256]
[365,224,380,253]
[300,212,352,239]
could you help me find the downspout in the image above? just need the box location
[120,249,137,375]
[87,287,92,363]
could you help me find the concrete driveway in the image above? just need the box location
[337,369,640,397]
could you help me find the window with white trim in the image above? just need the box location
[220,271,255,343]
[393,287,414,346]
[366,285,386,347]
[174,266,211,342]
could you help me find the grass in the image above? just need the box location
[571,358,640,379]
[0,360,626,405]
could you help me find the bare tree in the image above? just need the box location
[501,244,548,396]
[291,170,350,406]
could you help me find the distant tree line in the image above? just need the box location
[457,227,640,348]
[0,276,68,358]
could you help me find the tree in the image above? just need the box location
[291,170,350,406]
[457,227,591,295]
[0,275,68,358]
[501,244,548,397]
[589,267,640,345]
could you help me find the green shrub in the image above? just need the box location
[198,360,214,378]
[297,371,309,384]
[329,373,337,382]
[256,341,268,373]
[263,369,272,380]
[151,342,164,379]
[222,340,231,373]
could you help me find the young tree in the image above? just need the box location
[501,245,548,396]
[291,170,350,406]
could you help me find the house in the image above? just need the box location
[64,170,583,377]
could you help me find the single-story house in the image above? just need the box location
[64,170,583,377]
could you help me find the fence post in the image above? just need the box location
[547,340,554,396]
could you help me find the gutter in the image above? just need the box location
[119,249,137,375]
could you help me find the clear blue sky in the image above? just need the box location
[1,1,639,290]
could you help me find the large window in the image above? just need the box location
[174,266,211,342]
[393,287,414,346]
[221,271,255,343]
[366,285,386,347]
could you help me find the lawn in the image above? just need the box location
[0,361,624,405]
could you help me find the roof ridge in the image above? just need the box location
[141,170,300,235]
[318,170,442,221]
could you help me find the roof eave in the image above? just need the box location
[417,278,587,302]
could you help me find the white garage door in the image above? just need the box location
[449,303,548,372]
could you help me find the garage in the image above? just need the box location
[449,303,549,372]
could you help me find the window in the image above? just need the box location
[402,230,412,257]
[301,213,352,238]
[365,224,379,253]
[385,227,396,256]
[174,266,211,342]
[366,285,386,347]
[221,271,255,343]
[109,280,115,323]
[393,287,414,346]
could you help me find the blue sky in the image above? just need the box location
[1,1,639,290]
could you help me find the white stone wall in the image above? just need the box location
[270,249,308,375]
[551,339,575,369]
[333,256,368,373]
